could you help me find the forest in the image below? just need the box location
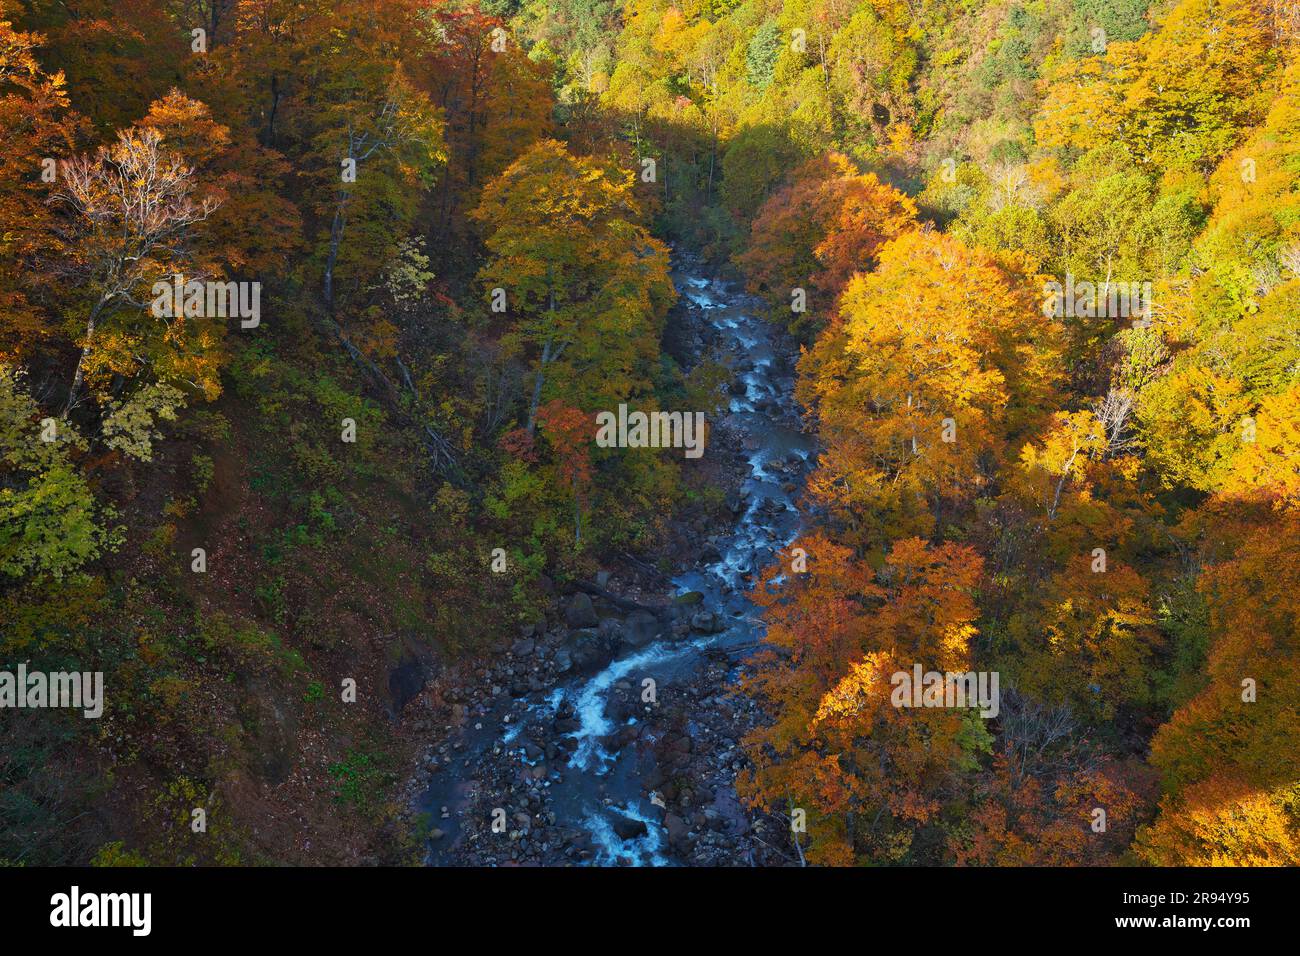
[1,0,1298,868]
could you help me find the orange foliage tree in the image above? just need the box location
[737,152,916,339]
[536,398,594,546]
[738,535,988,864]
[798,229,1061,547]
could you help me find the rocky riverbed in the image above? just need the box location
[397,257,813,866]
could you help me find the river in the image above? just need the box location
[415,259,813,866]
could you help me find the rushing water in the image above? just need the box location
[418,262,813,866]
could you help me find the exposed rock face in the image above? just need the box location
[388,636,441,714]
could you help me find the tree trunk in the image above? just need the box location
[267,77,281,146]
[526,285,560,437]
[324,198,347,314]
[63,298,107,419]
[1049,445,1080,521]
[526,336,550,437]
[573,480,582,546]
[707,124,717,201]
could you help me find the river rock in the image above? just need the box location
[611,816,648,841]
[662,812,690,850]
[564,629,614,675]
[603,725,639,752]
[566,634,605,671]
[597,616,624,647]
[564,592,599,628]
[621,609,664,649]
[603,692,636,724]
[689,610,726,634]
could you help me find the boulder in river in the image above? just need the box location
[621,609,664,649]
[603,691,637,724]
[564,629,615,675]
[564,592,599,629]
[553,716,581,734]
[611,816,648,841]
[689,610,726,634]
[597,617,624,646]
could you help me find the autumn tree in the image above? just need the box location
[1135,775,1300,866]
[826,2,918,149]
[313,71,444,318]
[536,398,593,546]
[737,151,916,339]
[140,89,302,282]
[51,121,220,418]
[472,139,673,435]
[739,535,989,864]
[1010,553,1162,720]
[416,6,554,261]
[799,229,1061,546]
[952,691,1147,865]
[0,4,80,366]
[0,365,112,580]
[1036,0,1276,175]
[11,0,184,133]
[1137,509,1300,863]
